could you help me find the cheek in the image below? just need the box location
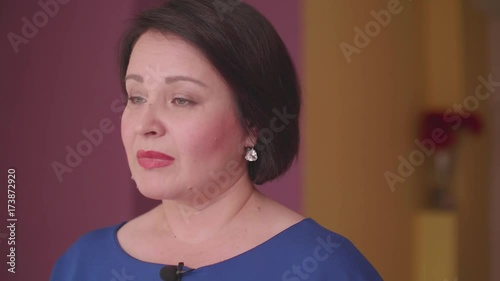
[180,112,244,160]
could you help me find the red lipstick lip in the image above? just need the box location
[137,150,175,160]
[136,150,175,169]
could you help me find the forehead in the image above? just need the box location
[127,31,216,78]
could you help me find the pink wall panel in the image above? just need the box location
[0,1,138,280]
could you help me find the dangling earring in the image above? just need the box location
[245,146,258,162]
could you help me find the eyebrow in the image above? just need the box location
[125,74,207,87]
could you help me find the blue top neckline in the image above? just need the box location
[112,217,315,271]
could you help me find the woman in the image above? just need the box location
[50,0,382,280]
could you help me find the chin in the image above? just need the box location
[135,180,184,201]
[136,187,165,201]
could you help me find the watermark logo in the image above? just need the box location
[339,0,405,63]
[281,235,341,281]
[7,0,72,54]
[385,73,500,191]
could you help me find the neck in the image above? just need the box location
[156,174,263,244]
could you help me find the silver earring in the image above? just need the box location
[245,147,258,162]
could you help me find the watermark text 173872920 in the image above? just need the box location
[6,168,17,274]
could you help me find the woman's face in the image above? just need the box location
[121,31,251,204]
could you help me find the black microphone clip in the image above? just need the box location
[160,262,194,281]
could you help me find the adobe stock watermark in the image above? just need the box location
[339,0,406,64]
[139,64,170,92]
[281,235,341,281]
[110,267,135,281]
[51,98,125,183]
[7,0,72,54]
[385,74,500,192]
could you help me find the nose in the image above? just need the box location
[134,103,167,137]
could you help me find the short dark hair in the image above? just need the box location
[118,0,301,185]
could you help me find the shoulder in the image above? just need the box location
[49,222,125,281]
[65,222,123,254]
[275,219,383,281]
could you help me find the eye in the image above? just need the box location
[127,96,146,105]
[172,97,193,106]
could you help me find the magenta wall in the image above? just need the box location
[1,1,138,280]
[0,0,301,280]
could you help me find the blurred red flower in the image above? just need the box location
[420,111,482,149]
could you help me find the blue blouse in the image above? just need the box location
[50,218,383,281]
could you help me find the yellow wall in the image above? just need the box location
[303,1,491,280]
[421,0,466,108]
[303,1,425,280]
[414,211,458,281]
